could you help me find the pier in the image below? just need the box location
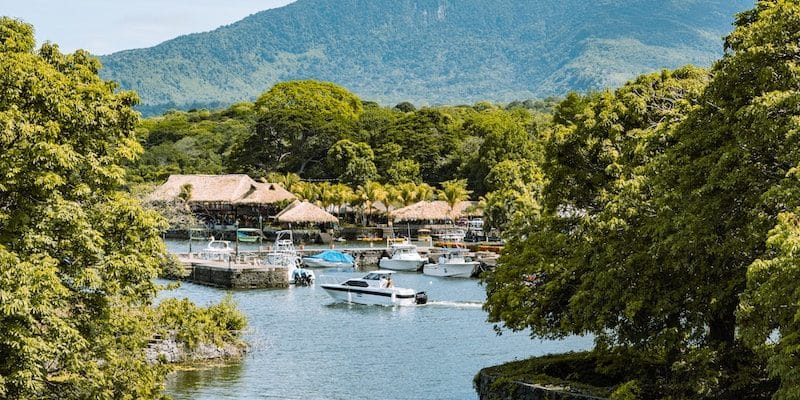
[170,241,501,289]
[171,246,399,289]
[175,256,289,289]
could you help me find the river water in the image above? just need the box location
[161,241,592,400]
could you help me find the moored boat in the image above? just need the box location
[264,230,315,285]
[236,228,263,243]
[379,241,426,271]
[301,250,355,268]
[422,248,479,278]
[321,271,427,306]
[201,237,233,261]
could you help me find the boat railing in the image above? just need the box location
[236,252,263,266]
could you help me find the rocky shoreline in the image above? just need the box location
[145,332,247,364]
[474,371,608,400]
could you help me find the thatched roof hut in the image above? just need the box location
[148,174,296,205]
[275,201,339,224]
[234,182,296,205]
[390,200,480,222]
[149,174,255,203]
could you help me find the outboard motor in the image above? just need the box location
[415,291,428,305]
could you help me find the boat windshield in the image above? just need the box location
[363,272,391,280]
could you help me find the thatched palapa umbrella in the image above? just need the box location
[275,201,339,224]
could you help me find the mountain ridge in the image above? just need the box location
[98,0,754,115]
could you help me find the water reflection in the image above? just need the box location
[167,362,243,396]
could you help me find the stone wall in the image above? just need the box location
[346,248,389,268]
[186,263,288,289]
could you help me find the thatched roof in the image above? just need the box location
[148,174,296,205]
[275,201,339,224]
[390,200,480,222]
[235,182,296,205]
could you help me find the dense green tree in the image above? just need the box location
[376,108,460,183]
[229,80,363,178]
[690,1,800,397]
[484,65,718,395]
[326,139,378,186]
[0,18,169,399]
[355,104,401,145]
[461,109,541,194]
[482,159,544,231]
[384,159,421,184]
[128,105,253,182]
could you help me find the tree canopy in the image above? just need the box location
[484,1,800,397]
[229,80,363,177]
[0,18,250,400]
[0,17,172,399]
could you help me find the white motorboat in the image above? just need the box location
[264,230,315,285]
[201,237,233,261]
[433,228,466,242]
[321,271,428,306]
[423,248,479,278]
[379,241,426,271]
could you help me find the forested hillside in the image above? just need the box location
[99,0,753,115]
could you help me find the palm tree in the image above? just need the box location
[330,183,354,219]
[416,183,436,202]
[293,181,319,203]
[316,181,336,211]
[266,172,301,191]
[355,181,387,226]
[438,179,472,220]
[396,182,419,207]
[384,184,402,213]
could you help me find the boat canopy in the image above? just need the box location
[305,250,355,263]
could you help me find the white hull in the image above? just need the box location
[379,257,424,271]
[321,284,417,306]
[423,262,478,278]
[302,258,353,269]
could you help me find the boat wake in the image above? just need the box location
[422,300,484,309]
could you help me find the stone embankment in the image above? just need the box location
[474,371,607,400]
[145,332,247,364]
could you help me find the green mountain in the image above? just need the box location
[99,0,753,115]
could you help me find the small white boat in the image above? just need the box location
[202,237,233,261]
[264,230,315,285]
[423,248,479,278]
[432,226,466,242]
[302,250,355,268]
[379,241,426,271]
[321,271,428,306]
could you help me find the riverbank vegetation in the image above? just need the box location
[0,18,247,399]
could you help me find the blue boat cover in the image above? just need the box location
[306,250,354,263]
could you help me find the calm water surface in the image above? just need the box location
[161,240,592,399]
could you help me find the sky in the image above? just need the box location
[3,0,296,55]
